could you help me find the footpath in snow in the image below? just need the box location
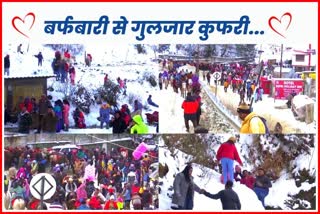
[199,70,316,134]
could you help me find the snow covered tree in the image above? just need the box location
[96,79,121,107]
[235,44,257,62]
[135,44,147,54]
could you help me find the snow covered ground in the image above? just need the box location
[4,43,160,134]
[159,134,317,210]
[159,64,238,134]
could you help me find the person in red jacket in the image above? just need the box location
[104,195,118,210]
[240,170,255,189]
[181,92,199,132]
[216,137,243,184]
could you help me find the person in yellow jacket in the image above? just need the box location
[237,103,267,134]
[130,115,149,134]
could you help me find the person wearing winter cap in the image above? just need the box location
[216,137,243,184]
[237,103,267,134]
[104,194,118,210]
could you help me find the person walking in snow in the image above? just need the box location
[194,90,202,126]
[202,180,241,210]
[216,137,243,184]
[99,103,111,129]
[253,168,272,208]
[223,80,229,92]
[206,72,211,85]
[117,77,125,94]
[147,95,159,108]
[254,87,263,103]
[69,65,76,85]
[158,72,163,90]
[181,92,198,132]
[123,79,127,96]
[171,164,202,210]
[239,88,245,105]
[17,44,23,54]
[34,52,43,66]
[4,54,10,76]
[104,74,109,86]
[63,99,70,131]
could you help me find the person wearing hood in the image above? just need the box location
[109,111,127,134]
[104,195,118,210]
[216,137,243,184]
[18,106,32,134]
[181,92,199,132]
[99,103,111,129]
[130,115,148,134]
[171,163,202,210]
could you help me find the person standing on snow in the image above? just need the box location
[109,111,127,134]
[216,137,243,184]
[171,164,202,210]
[18,106,32,134]
[202,180,241,210]
[130,114,148,134]
[63,99,70,131]
[194,90,202,126]
[181,92,198,133]
[34,52,44,66]
[4,54,10,76]
[99,103,111,129]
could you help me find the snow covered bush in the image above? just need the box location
[95,79,120,106]
[143,71,157,87]
[69,85,95,114]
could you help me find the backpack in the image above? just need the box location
[252,116,270,134]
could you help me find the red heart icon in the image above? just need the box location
[12,12,36,38]
[268,12,292,38]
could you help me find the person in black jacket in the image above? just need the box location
[18,107,32,134]
[4,54,10,76]
[202,180,241,210]
[109,111,127,134]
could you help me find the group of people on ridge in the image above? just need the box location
[171,137,272,210]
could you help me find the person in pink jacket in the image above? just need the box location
[63,99,70,131]
[216,137,243,184]
[240,170,256,189]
